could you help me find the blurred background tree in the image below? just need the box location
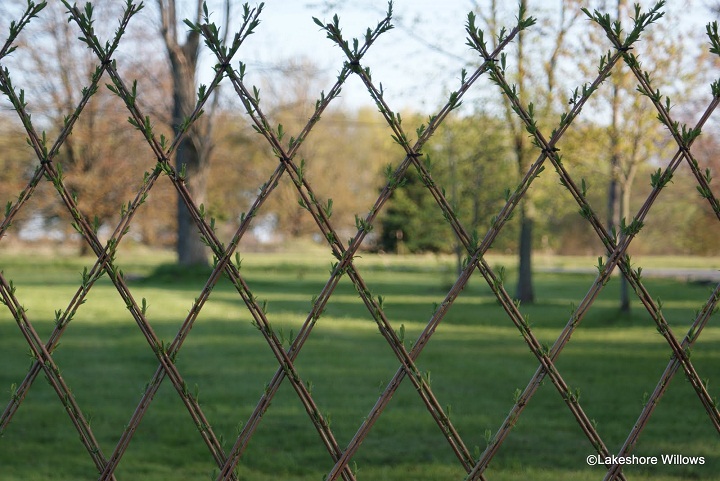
[0,0,717,264]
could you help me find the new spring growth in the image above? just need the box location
[323,198,333,218]
[513,388,522,404]
[383,163,394,183]
[4,2,47,52]
[423,370,432,386]
[570,387,581,404]
[650,168,673,189]
[580,178,589,197]
[620,217,644,236]
[53,308,65,327]
[696,183,715,200]
[484,428,494,447]
[395,323,405,346]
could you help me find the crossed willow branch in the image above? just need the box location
[204,1,718,481]
[0,1,717,481]
[0,3,145,479]
[1,2,259,480]
[463,3,720,480]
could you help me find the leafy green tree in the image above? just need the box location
[379,168,454,253]
[156,0,233,266]
[478,0,583,302]
[205,59,396,245]
[379,112,513,256]
[580,0,703,310]
[0,2,162,250]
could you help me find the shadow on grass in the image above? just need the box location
[1,313,718,481]
[135,262,216,285]
[2,255,718,480]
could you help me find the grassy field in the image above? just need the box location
[0,248,718,480]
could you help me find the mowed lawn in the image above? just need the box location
[0,248,718,480]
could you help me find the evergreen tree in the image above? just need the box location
[379,169,454,253]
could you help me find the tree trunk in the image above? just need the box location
[608,154,628,312]
[516,203,535,303]
[514,0,534,303]
[608,0,630,313]
[161,0,210,267]
[618,164,637,313]
[608,161,629,312]
[176,133,209,266]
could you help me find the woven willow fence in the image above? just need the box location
[0,1,719,480]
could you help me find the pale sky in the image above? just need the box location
[215,0,713,115]
[228,0,482,112]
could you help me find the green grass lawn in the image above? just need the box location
[0,248,718,480]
